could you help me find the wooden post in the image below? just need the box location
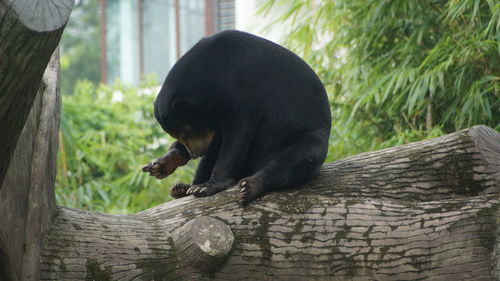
[175,0,181,59]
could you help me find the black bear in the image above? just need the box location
[142,30,331,205]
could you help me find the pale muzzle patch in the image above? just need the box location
[176,128,215,159]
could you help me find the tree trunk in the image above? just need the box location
[0,1,73,280]
[0,50,62,281]
[0,0,73,187]
[40,125,500,281]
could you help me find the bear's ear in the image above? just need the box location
[171,98,190,114]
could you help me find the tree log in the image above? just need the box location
[0,2,72,280]
[0,0,73,187]
[0,50,61,281]
[41,125,500,281]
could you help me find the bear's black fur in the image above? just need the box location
[144,30,331,205]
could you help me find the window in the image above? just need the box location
[141,0,176,84]
[105,0,139,85]
[179,0,205,55]
[101,0,235,86]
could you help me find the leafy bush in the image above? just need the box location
[56,79,197,213]
[261,0,499,161]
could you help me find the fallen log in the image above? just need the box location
[41,125,499,281]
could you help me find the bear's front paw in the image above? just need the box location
[186,179,235,198]
[170,183,191,199]
[141,148,189,179]
[141,159,169,179]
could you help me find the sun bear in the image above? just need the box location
[142,30,331,205]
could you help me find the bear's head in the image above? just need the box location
[154,92,215,159]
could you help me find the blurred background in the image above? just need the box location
[58,0,499,214]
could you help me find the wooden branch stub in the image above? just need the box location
[173,216,234,272]
[9,0,74,32]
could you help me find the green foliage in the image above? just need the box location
[56,79,196,214]
[60,0,101,95]
[261,0,499,161]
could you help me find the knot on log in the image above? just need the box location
[172,216,234,272]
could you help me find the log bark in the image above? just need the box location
[40,125,500,281]
[0,0,73,187]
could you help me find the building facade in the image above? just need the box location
[99,0,235,85]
